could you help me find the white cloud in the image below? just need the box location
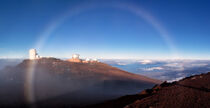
[163,63,185,71]
[117,63,127,65]
[190,63,208,67]
[139,60,153,64]
[143,67,164,71]
[167,76,185,82]
[164,63,182,67]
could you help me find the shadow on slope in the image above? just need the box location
[83,72,210,108]
[0,58,160,108]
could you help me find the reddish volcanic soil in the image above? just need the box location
[83,72,210,108]
[0,58,161,108]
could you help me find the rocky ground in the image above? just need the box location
[83,72,210,108]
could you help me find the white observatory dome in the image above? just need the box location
[92,58,98,61]
[72,54,80,59]
[85,58,90,61]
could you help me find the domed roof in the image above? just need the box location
[85,58,90,61]
[72,54,80,59]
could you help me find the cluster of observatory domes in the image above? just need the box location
[67,54,98,63]
[29,49,98,63]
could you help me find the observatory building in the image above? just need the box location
[29,49,40,60]
[67,54,99,63]
[82,58,90,63]
[67,54,82,63]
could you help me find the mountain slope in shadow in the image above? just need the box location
[84,72,210,108]
[0,58,161,107]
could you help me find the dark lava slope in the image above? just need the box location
[0,58,160,108]
[84,72,210,108]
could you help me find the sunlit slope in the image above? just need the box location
[25,58,161,83]
[0,58,161,107]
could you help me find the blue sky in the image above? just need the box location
[0,0,210,59]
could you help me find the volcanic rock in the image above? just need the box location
[0,58,161,108]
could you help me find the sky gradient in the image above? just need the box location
[0,0,210,59]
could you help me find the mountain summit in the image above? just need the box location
[0,58,161,107]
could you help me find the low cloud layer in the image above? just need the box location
[104,59,210,82]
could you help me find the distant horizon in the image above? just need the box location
[1,55,210,61]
